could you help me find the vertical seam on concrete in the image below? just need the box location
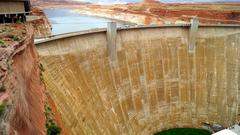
[213,36,217,122]
[191,36,197,126]
[153,45,161,121]
[107,22,117,62]
[222,36,227,124]
[188,18,199,53]
[234,34,239,124]
[109,59,131,135]
[140,47,150,120]
[151,45,160,129]
[124,49,137,135]
[237,34,240,124]
[91,61,116,134]
[177,40,180,97]
[177,37,181,126]
[77,62,100,134]
[160,39,167,106]
[125,49,137,112]
[203,39,208,123]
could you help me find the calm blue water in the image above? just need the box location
[44,8,127,35]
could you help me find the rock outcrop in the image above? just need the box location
[30,7,52,38]
[72,2,240,25]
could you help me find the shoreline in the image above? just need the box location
[71,8,150,25]
[68,8,138,26]
[43,7,138,25]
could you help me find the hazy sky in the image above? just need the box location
[162,0,240,2]
[71,0,240,4]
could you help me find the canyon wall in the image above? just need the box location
[37,26,240,135]
[0,24,46,135]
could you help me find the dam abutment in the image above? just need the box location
[36,25,240,135]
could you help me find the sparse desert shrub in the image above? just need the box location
[0,85,6,92]
[45,104,61,135]
[13,36,20,41]
[39,63,45,82]
[47,123,61,135]
[0,40,6,47]
[0,40,4,45]
[40,72,44,82]
[8,35,20,41]
[39,63,45,72]
[0,105,5,117]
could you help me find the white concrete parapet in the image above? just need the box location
[188,17,199,53]
[107,22,117,62]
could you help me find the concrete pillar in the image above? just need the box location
[188,17,199,53]
[107,22,117,62]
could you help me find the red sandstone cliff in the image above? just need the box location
[30,7,52,38]
[0,24,46,135]
[72,2,240,25]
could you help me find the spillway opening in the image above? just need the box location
[154,128,211,135]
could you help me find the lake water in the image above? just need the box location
[44,8,128,35]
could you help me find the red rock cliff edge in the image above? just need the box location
[0,24,46,135]
[31,7,52,38]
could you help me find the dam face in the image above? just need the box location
[37,26,240,135]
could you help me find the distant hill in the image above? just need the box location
[58,0,240,3]
[162,0,240,3]
[31,0,240,5]
[30,0,90,6]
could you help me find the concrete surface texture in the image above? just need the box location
[36,26,240,135]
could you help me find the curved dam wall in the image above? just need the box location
[36,26,240,135]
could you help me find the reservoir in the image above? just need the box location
[44,8,129,35]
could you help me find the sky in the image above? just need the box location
[71,0,240,4]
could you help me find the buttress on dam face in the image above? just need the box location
[36,26,240,135]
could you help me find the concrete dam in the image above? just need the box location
[36,25,240,135]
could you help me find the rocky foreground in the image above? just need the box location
[0,24,45,135]
[0,24,64,135]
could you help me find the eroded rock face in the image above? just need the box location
[73,3,240,25]
[30,7,52,38]
[0,24,46,135]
